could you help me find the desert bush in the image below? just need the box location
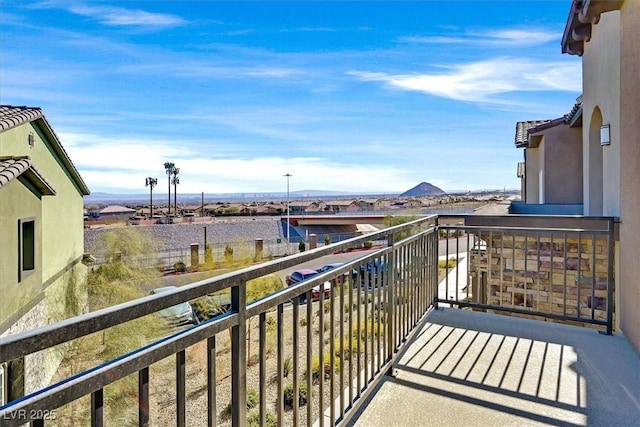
[173,261,187,273]
[224,388,259,415]
[324,234,332,245]
[307,352,342,383]
[352,319,385,341]
[334,336,360,359]
[224,244,234,262]
[247,274,283,302]
[298,239,306,252]
[283,382,308,409]
[204,244,214,266]
[438,258,457,269]
[248,410,277,427]
[323,300,331,313]
[283,355,292,378]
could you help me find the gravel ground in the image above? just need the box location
[148,292,380,427]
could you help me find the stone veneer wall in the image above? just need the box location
[1,262,88,398]
[469,231,612,326]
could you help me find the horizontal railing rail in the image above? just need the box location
[0,214,616,426]
[437,215,615,335]
[0,216,439,426]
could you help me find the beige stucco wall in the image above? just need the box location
[541,126,583,204]
[581,11,621,217]
[618,0,640,352]
[525,144,542,204]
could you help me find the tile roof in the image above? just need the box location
[0,156,56,195]
[0,106,44,132]
[0,156,31,188]
[515,99,584,148]
[515,120,552,147]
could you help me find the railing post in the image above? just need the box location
[231,281,247,426]
[386,233,396,360]
[606,218,615,335]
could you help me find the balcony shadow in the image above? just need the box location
[349,308,640,426]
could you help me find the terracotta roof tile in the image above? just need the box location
[0,156,56,195]
[0,105,44,132]
[515,120,551,147]
[0,156,32,188]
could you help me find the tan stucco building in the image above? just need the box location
[519,0,640,353]
[0,105,90,403]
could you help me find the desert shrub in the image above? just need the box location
[224,245,234,262]
[438,258,457,269]
[324,234,332,245]
[283,382,308,409]
[352,319,385,341]
[247,410,277,427]
[298,239,306,252]
[323,300,331,313]
[173,261,186,273]
[224,388,259,415]
[334,336,360,359]
[283,356,292,378]
[307,352,342,383]
[204,244,214,265]
[265,316,277,333]
[247,274,283,302]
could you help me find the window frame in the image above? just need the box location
[18,218,36,282]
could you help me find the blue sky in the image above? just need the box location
[1,1,582,195]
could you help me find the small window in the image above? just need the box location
[18,219,35,281]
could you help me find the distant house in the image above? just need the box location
[289,201,321,214]
[99,205,136,222]
[0,105,90,404]
[324,200,360,213]
[515,101,583,206]
[356,198,381,211]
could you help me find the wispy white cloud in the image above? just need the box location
[49,2,187,28]
[59,132,414,193]
[348,58,581,104]
[400,28,559,47]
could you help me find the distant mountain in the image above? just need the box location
[399,182,446,197]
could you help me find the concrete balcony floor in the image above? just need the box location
[350,308,640,427]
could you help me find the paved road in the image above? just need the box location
[161,236,470,288]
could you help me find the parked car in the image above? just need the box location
[150,286,197,326]
[311,281,332,300]
[285,269,319,286]
[355,259,387,288]
[316,263,345,274]
[286,269,322,303]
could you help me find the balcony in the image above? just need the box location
[1,214,638,426]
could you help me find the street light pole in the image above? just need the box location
[284,173,292,241]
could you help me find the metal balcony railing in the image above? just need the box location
[0,214,616,426]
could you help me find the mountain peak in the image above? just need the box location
[399,182,445,197]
